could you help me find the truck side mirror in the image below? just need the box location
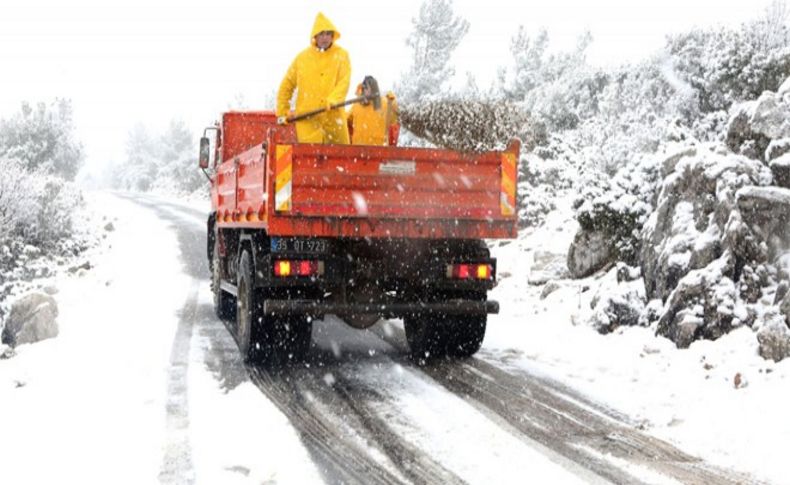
[199,137,211,169]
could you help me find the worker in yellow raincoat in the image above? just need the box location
[276,12,351,144]
[347,76,400,146]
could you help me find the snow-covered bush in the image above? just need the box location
[572,153,661,265]
[0,99,84,181]
[0,157,82,248]
[667,10,790,115]
[0,158,39,243]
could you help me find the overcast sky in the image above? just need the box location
[0,0,778,176]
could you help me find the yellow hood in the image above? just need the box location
[310,12,340,43]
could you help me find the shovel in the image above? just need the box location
[284,87,381,124]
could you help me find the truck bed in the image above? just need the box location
[212,111,518,239]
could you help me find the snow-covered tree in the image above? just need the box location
[668,5,790,114]
[112,124,160,192]
[0,99,84,181]
[398,0,469,103]
[0,156,82,248]
[110,119,204,196]
[156,119,203,194]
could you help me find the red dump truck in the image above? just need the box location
[199,111,519,366]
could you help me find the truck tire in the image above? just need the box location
[212,239,236,320]
[278,315,312,364]
[405,313,487,360]
[446,315,486,358]
[237,249,313,366]
[404,314,449,361]
[237,249,269,364]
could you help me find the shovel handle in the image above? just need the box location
[286,96,371,123]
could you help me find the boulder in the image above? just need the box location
[782,291,790,326]
[756,314,790,362]
[531,249,569,284]
[567,229,613,279]
[769,153,790,189]
[765,138,790,162]
[616,262,641,283]
[661,147,697,177]
[736,186,790,257]
[656,254,737,348]
[642,153,773,302]
[589,286,645,334]
[750,91,790,140]
[726,103,771,160]
[540,280,563,300]
[1,292,59,347]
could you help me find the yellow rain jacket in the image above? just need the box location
[348,88,399,146]
[276,13,351,144]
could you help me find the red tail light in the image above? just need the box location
[274,260,324,277]
[447,263,494,280]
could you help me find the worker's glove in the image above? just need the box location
[276,116,288,125]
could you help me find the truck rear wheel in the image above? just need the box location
[404,314,449,361]
[212,239,236,321]
[405,313,487,361]
[237,249,313,366]
[237,249,265,364]
[446,315,486,358]
[277,315,312,364]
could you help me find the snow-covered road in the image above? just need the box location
[0,192,764,484]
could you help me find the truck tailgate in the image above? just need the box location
[273,144,516,222]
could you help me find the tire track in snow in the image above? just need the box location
[248,365,408,485]
[159,280,199,484]
[373,325,759,485]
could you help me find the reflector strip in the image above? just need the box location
[500,152,517,216]
[275,145,293,212]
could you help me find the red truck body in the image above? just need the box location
[202,110,520,366]
[212,111,518,239]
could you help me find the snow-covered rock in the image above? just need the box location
[589,284,646,334]
[655,253,740,348]
[769,153,790,188]
[726,85,790,162]
[567,229,613,278]
[531,249,569,283]
[1,292,59,347]
[750,91,790,140]
[642,151,772,302]
[639,149,790,349]
[781,291,790,326]
[736,186,790,258]
[726,102,771,160]
[765,138,790,162]
[756,313,790,362]
[539,280,563,300]
[661,147,697,177]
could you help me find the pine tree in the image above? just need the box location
[398,0,469,103]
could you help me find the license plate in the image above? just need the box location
[271,237,329,254]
